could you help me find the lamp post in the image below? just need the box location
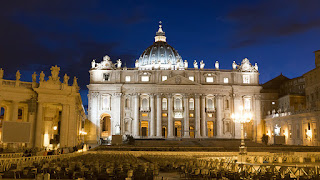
[231,106,252,155]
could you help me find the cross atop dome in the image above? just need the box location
[155,21,166,42]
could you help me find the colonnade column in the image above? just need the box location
[67,103,76,147]
[216,95,223,138]
[183,94,190,138]
[60,104,69,147]
[133,93,140,138]
[35,102,43,148]
[156,94,162,137]
[167,94,174,138]
[150,94,155,137]
[11,101,19,121]
[201,95,207,137]
[195,94,201,138]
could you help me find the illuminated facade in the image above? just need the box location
[87,24,263,142]
[0,66,86,149]
[264,50,320,146]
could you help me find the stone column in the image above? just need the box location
[89,92,99,143]
[60,104,69,147]
[195,94,201,138]
[233,94,242,139]
[156,94,162,137]
[216,95,223,138]
[201,95,207,137]
[133,93,140,138]
[254,94,262,142]
[68,103,76,147]
[11,101,19,121]
[183,94,190,138]
[113,93,122,135]
[35,102,43,148]
[150,94,155,137]
[167,94,174,138]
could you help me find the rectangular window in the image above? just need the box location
[125,76,131,82]
[207,113,213,117]
[162,76,167,81]
[189,113,194,118]
[141,76,149,82]
[224,78,229,83]
[243,75,250,84]
[189,76,194,81]
[141,113,148,117]
[103,73,110,81]
[206,77,214,83]
[162,113,167,117]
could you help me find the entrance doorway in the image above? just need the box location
[190,126,195,138]
[141,121,149,137]
[162,126,167,138]
[100,114,111,138]
[207,121,214,137]
[174,121,182,137]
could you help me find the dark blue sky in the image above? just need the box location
[1,0,320,106]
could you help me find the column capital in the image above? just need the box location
[132,92,140,96]
[232,93,241,99]
[183,93,191,99]
[166,93,173,98]
[194,94,201,98]
[148,93,156,97]
[254,94,261,100]
[112,92,122,97]
[215,94,224,99]
[91,92,100,98]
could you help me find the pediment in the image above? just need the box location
[159,75,199,85]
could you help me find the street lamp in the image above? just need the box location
[231,106,253,155]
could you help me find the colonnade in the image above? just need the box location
[131,93,225,138]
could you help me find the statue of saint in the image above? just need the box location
[117,59,122,69]
[91,59,96,69]
[0,68,3,79]
[200,60,205,69]
[63,74,69,84]
[135,60,139,68]
[32,72,37,82]
[254,63,258,71]
[73,76,78,87]
[193,60,198,69]
[215,61,219,69]
[39,71,45,82]
[232,61,237,70]
[184,60,188,69]
[16,70,21,81]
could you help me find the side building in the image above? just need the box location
[0,66,86,150]
[263,51,320,146]
[87,24,263,143]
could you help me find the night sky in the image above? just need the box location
[1,0,320,106]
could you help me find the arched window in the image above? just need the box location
[142,98,149,110]
[189,98,194,110]
[162,98,167,110]
[207,98,214,110]
[174,98,182,110]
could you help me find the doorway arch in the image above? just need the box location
[100,113,111,138]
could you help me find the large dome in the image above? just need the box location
[137,23,183,70]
